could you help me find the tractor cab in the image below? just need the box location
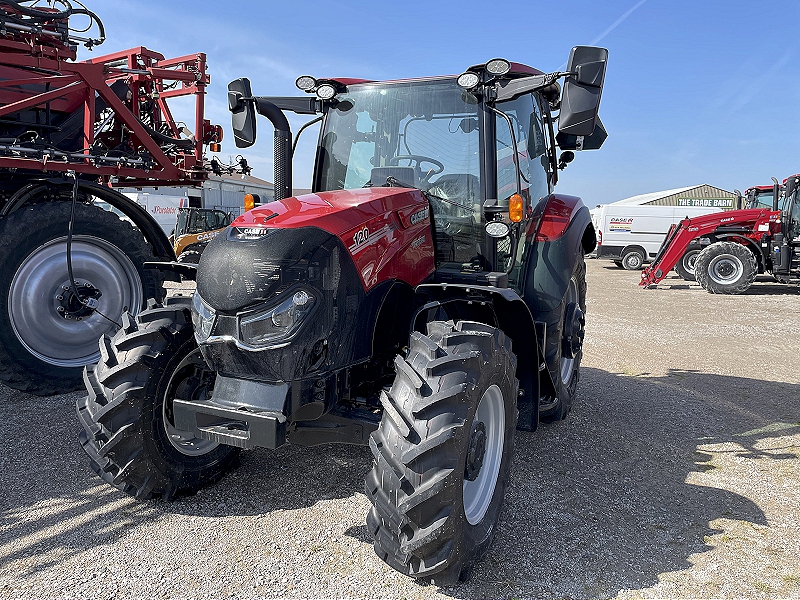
[228,49,607,291]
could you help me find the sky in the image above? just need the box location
[82,0,800,205]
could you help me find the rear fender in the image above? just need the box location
[414,283,544,431]
[525,196,592,315]
[0,178,175,261]
[523,197,592,383]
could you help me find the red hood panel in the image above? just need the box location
[232,188,436,291]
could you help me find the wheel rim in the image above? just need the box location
[162,349,219,456]
[624,252,642,269]
[560,276,580,385]
[708,254,743,285]
[463,384,505,525]
[7,235,142,367]
[683,250,700,274]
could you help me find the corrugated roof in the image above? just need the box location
[611,185,700,205]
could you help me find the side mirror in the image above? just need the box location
[228,78,257,148]
[556,116,607,151]
[559,46,608,137]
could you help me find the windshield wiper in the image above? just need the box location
[385,176,475,213]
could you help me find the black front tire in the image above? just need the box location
[365,321,518,584]
[695,241,757,294]
[0,202,164,396]
[77,296,239,499]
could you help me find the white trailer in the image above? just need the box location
[122,192,190,235]
[595,204,720,270]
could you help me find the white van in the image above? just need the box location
[595,204,721,270]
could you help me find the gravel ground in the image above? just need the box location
[1,260,798,599]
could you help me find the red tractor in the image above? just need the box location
[640,176,800,293]
[78,49,608,582]
[0,1,225,395]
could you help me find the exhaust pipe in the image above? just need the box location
[771,177,780,212]
[256,99,293,202]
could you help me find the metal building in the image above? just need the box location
[611,184,736,210]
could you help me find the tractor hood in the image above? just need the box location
[195,187,435,313]
[230,187,430,236]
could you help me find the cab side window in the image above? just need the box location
[495,93,549,206]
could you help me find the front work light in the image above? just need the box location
[244,193,256,212]
[486,58,511,76]
[457,72,480,90]
[485,220,510,238]
[508,194,524,222]
[239,289,316,348]
[296,75,317,92]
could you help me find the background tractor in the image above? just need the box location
[0,1,227,395]
[78,48,608,583]
[172,207,234,264]
[641,175,800,293]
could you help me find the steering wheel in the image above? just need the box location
[388,155,444,182]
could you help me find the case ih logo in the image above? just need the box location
[409,207,429,225]
[234,227,269,239]
[720,216,735,223]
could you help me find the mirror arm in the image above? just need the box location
[494,71,569,103]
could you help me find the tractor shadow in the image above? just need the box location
[434,368,798,599]
[1,369,798,597]
[0,384,371,582]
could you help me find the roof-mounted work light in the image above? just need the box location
[295,75,317,92]
[315,83,337,100]
[457,72,480,90]
[485,58,511,76]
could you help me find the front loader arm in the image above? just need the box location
[639,208,772,287]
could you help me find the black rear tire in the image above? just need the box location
[77,296,239,499]
[365,321,518,584]
[539,255,587,423]
[0,202,164,396]
[613,260,624,268]
[675,246,701,281]
[695,241,757,294]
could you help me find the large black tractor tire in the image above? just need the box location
[0,202,164,396]
[365,321,518,584]
[539,255,587,423]
[76,296,239,499]
[675,245,701,281]
[620,247,645,270]
[695,241,757,295]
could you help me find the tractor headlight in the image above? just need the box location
[192,292,216,343]
[239,289,316,348]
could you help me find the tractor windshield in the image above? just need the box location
[318,79,483,266]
